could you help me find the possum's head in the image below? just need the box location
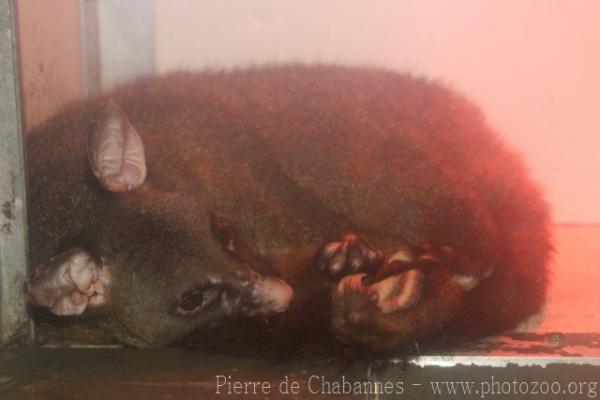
[329,248,487,352]
[32,99,293,347]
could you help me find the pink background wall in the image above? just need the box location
[156,0,600,224]
[15,1,600,223]
[16,0,82,132]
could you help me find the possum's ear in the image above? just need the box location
[87,100,147,192]
[25,248,108,316]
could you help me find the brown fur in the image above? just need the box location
[27,65,551,355]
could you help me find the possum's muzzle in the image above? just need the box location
[337,269,424,314]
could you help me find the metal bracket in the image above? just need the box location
[0,0,29,344]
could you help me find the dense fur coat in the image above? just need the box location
[26,65,551,356]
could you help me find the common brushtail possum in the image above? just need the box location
[25,65,551,355]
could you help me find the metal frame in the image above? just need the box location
[80,0,155,95]
[0,0,156,346]
[80,0,101,96]
[0,0,29,344]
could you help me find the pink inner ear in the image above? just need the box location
[88,100,147,192]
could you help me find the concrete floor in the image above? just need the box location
[2,347,600,399]
[1,224,599,399]
[0,348,371,399]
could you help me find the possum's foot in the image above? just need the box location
[414,244,493,291]
[331,244,495,350]
[336,243,494,315]
[370,243,453,282]
[337,246,424,314]
[316,233,384,278]
[26,248,109,316]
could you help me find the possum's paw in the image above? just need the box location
[337,247,424,314]
[316,233,384,278]
[372,244,493,291]
[26,248,109,316]
[331,244,495,351]
[415,244,494,291]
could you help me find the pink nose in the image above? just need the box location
[254,277,294,314]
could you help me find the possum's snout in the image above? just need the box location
[252,276,294,314]
[234,268,294,316]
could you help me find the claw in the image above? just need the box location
[369,269,423,313]
[322,241,342,257]
[317,233,384,277]
[336,273,368,295]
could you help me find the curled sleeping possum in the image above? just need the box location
[25,65,551,356]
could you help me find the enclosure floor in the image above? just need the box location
[0,348,371,399]
[1,225,599,399]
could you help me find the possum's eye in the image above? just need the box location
[210,214,235,252]
[176,285,224,314]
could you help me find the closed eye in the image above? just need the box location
[176,285,222,314]
[210,213,235,252]
[175,284,241,315]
